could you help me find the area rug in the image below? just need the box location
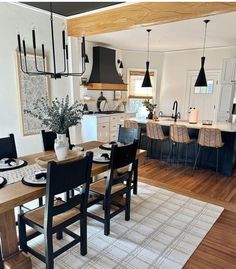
[29,182,224,269]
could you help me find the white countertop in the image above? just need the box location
[129,117,236,132]
[83,112,135,118]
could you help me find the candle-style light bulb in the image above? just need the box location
[22,40,26,56]
[17,34,22,53]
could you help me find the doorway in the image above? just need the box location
[185,70,221,121]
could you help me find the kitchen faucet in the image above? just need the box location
[172,100,178,122]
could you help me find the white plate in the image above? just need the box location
[0,176,7,188]
[93,155,110,163]
[22,176,46,186]
[0,158,25,170]
[100,142,123,150]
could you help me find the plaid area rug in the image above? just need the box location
[29,182,223,269]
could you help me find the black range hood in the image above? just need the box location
[87,46,127,91]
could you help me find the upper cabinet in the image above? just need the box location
[221,58,236,84]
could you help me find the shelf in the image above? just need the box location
[86,83,128,91]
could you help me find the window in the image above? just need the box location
[127,70,156,117]
[194,80,214,94]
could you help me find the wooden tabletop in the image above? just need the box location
[0,141,146,214]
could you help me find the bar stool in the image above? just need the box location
[146,121,169,161]
[169,124,196,166]
[124,119,139,129]
[193,128,224,172]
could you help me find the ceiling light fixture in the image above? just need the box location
[195,19,210,87]
[17,2,89,79]
[142,29,152,88]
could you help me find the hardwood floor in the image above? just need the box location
[139,159,236,268]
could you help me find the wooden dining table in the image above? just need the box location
[0,141,146,269]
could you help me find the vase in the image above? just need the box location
[54,134,69,161]
[147,111,153,119]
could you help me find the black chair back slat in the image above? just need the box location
[117,125,141,145]
[44,152,93,224]
[110,140,138,170]
[112,172,131,186]
[46,152,93,196]
[52,195,82,217]
[0,133,17,159]
[41,130,72,151]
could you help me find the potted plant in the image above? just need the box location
[26,95,83,160]
[142,99,157,119]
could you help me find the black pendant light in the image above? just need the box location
[142,29,152,88]
[17,2,89,79]
[195,19,210,87]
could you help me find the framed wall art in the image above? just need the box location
[16,52,50,136]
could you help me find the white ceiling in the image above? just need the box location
[87,11,236,52]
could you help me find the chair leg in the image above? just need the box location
[193,145,201,171]
[125,190,131,221]
[44,233,54,269]
[167,142,173,164]
[56,231,63,240]
[0,246,3,269]
[175,143,179,167]
[149,138,152,157]
[185,144,188,167]
[18,215,27,253]
[104,198,111,236]
[38,197,43,206]
[133,159,138,195]
[160,141,163,162]
[216,148,219,173]
[80,216,87,256]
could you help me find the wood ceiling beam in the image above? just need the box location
[67,2,236,37]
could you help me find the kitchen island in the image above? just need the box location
[129,117,236,177]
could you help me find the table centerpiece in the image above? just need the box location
[25,95,83,160]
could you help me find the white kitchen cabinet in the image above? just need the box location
[81,115,110,142]
[97,122,110,142]
[81,112,136,142]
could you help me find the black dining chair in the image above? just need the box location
[87,140,138,236]
[41,129,74,151]
[117,124,141,146]
[0,133,17,159]
[117,125,141,195]
[18,152,93,269]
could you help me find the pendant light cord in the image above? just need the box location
[147,29,151,61]
[202,19,210,57]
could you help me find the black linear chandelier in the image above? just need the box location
[142,29,152,88]
[17,3,89,79]
[195,19,210,87]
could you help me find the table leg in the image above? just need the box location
[0,210,31,269]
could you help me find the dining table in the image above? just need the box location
[0,141,146,269]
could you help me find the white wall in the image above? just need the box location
[0,3,71,155]
[160,46,236,118]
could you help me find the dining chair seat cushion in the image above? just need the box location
[24,199,80,228]
[90,179,125,195]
